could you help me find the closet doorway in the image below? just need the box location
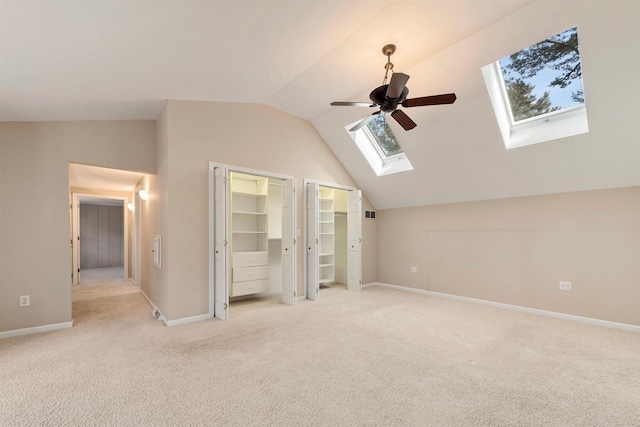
[305,180,362,301]
[209,163,296,321]
[71,194,128,285]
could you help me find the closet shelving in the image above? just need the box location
[318,187,335,284]
[230,173,269,296]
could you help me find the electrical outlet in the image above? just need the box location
[19,295,30,307]
[410,267,417,273]
[559,281,572,291]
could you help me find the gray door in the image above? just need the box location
[80,203,124,268]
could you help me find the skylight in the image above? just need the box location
[365,114,404,158]
[482,27,589,149]
[346,114,413,176]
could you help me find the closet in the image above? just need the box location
[318,187,335,285]
[229,172,283,298]
[306,182,362,301]
[333,190,348,284]
[318,187,348,286]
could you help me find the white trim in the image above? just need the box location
[296,178,358,299]
[164,314,210,327]
[139,289,168,323]
[208,163,216,318]
[208,161,297,319]
[364,282,640,333]
[302,178,356,192]
[71,192,130,285]
[346,119,413,176]
[0,321,74,339]
[481,61,588,150]
[213,162,294,181]
[140,288,154,308]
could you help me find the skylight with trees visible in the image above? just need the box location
[482,26,589,149]
[346,114,413,176]
[365,114,404,158]
[499,27,584,123]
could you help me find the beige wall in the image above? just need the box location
[0,121,156,332]
[157,100,376,320]
[138,105,170,316]
[376,187,640,326]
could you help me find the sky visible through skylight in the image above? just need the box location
[499,27,585,121]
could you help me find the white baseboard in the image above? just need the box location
[364,282,640,333]
[164,314,210,327]
[139,289,155,309]
[139,289,169,323]
[296,296,307,303]
[0,321,74,340]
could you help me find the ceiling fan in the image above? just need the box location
[330,44,457,131]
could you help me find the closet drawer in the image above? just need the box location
[231,279,268,297]
[233,251,268,268]
[233,265,269,283]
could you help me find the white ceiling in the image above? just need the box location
[0,0,530,122]
[314,1,640,208]
[69,163,143,193]
[4,1,639,209]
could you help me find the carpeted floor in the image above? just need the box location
[79,266,125,284]
[1,281,638,426]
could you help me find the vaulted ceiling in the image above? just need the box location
[2,1,639,208]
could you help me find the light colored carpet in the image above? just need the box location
[79,266,124,284]
[1,282,639,426]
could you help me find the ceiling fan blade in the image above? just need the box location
[331,101,376,107]
[385,73,410,100]
[349,111,380,132]
[391,109,417,131]
[402,93,457,108]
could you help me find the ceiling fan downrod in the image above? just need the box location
[382,44,396,84]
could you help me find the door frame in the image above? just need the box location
[303,179,361,300]
[208,161,297,320]
[71,192,130,285]
[132,189,142,286]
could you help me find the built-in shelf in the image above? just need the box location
[232,211,267,215]
[232,231,267,234]
[230,172,270,297]
[318,186,335,285]
[232,191,267,198]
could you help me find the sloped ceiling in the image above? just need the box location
[313,1,640,208]
[69,163,143,193]
[2,1,639,208]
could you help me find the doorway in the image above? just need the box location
[305,180,362,301]
[71,194,129,284]
[209,163,296,321]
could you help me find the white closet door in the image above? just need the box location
[347,189,362,291]
[214,167,229,320]
[281,178,296,305]
[306,182,319,301]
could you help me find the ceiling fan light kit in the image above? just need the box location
[331,44,457,131]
